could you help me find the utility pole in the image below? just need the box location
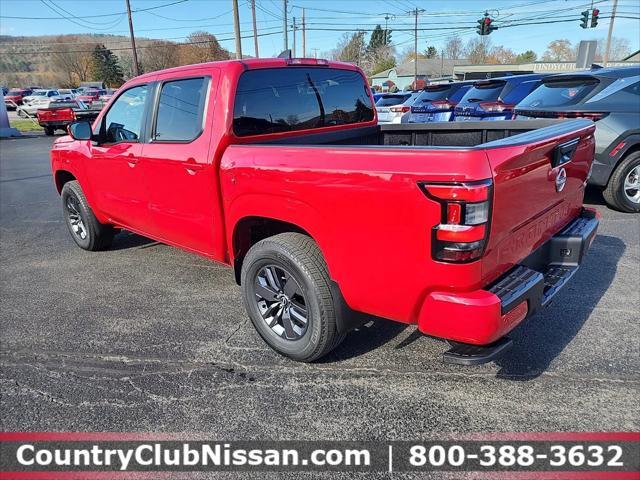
[283,0,288,52]
[292,17,296,57]
[604,0,618,66]
[312,47,318,59]
[232,0,242,59]
[251,0,259,58]
[302,8,306,57]
[125,0,139,76]
[411,8,425,88]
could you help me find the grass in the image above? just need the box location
[9,118,43,133]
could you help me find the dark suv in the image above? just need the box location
[515,66,640,212]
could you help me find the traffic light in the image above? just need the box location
[580,9,589,29]
[476,14,497,35]
[591,8,599,28]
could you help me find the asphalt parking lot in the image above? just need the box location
[1,135,638,474]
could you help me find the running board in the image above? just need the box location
[443,337,513,365]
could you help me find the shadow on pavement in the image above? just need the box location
[109,230,158,250]
[493,234,625,380]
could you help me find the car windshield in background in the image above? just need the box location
[376,95,410,106]
[233,68,374,137]
[518,78,599,108]
[8,90,23,95]
[463,81,505,102]
[414,87,451,103]
[32,91,47,96]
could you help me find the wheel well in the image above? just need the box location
[54,170,76,194]
[232,217,311,284]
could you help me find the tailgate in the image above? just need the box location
[37,108,74,122]
[481,119,596,283]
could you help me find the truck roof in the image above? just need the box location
[135,58,360,82]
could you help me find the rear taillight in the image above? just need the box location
[478,101,514,113]
[286,58,329,66]
[555,111,606,120]
[390,105,411,113]
[419,180,493,263]
[429,100,454,110]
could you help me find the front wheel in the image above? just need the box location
[61,180,115,251]
[241,233,344,362]
[603,152,640,213]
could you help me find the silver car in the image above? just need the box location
[376,92,420,124]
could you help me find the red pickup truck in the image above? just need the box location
[50,58,599,364]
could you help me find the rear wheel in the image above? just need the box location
[241,233,344,362]
[61,180,115,251]
[603,152,640,213]
[44,126,55,136]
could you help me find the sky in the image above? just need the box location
[0,0,639,60]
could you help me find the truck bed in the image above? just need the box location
[256,119,566,148]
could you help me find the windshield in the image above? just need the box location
[8,89,23,95]
[32,91,47,96]
[461,81,505,102]
[376,95,410,106]
[517,78,599,108]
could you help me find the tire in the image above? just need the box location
[44,127,55,136]
[603,151,640,213]
[61,180,115,251]
[241,232,345,362]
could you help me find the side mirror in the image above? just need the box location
[68,121,92,141]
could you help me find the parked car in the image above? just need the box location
[77,89,107,106]
[52,58,598,364]
[514,66,640,213]
[57,88,80,99]
[376,92,420,123]
[22,89,62,105]
[3,88,33,109]
[454,74,545,122]
[406,81,474,123]
[36,99,98,136]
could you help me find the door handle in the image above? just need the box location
[125,154,139,167]
[185,158,204,174]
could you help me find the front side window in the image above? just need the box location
[102,85,148,143]
[233,67,374,137]
[154,77,208,142]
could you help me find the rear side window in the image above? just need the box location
[154,77,208,142]
[449,85,472,103]
[377,95,410,106]
[233,67,374,137]
[502,80,541,104]
[462,81,505,102]
[517,78,599,108]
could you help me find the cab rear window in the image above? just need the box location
[233,67,374,137]
[517,78,599,108]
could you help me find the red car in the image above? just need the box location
[4,88,33,109]
[50,58,598,364]
[76,89,106,105]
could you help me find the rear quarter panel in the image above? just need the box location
[220,145,493,324]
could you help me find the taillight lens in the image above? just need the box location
[419,179,493,263]
[479,101,514,113]
[429,100,454,110]
[390,105,411,113]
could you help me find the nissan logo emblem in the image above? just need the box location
[556,167,567,192]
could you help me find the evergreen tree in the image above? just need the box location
[367,25,392,51]
[90,44,124,87]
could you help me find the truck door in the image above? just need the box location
[140,70,219,255]
[85,84,155,234]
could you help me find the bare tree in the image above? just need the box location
[486,46,517,64]
[50,35,95,86]
[594,37,631,61]
[142,41,181,73]
[464,37,492,64]
[542,39,575,62]
[444,36,464,59]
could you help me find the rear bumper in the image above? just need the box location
[38,121,71,128]
[418,208,599,345]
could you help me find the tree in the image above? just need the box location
[465,37,492,64]
[142,41,180,73]
[336,32,367,66]
[50,35,95,86]
[515,50,537,63]
[400,46,426,63]
[367,25,391,51]
[444,36,464,60]
[118,51,143,80]
[486,45,516,64]
[424,46,438,59]
[179,31,230,65]
[593,37,631,61]
[542,39,574,62]
[90,44,124,87]
[368,44,396,75]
